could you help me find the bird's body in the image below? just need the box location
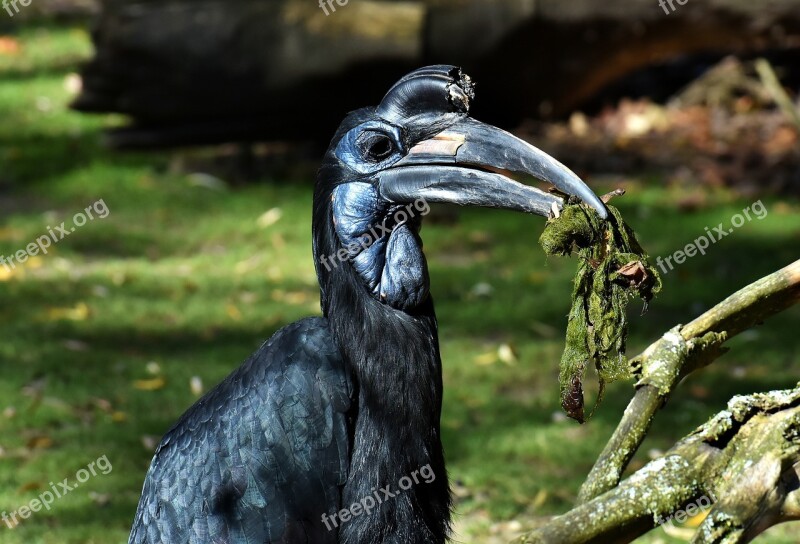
[128,65,606,544]
[129,318,351,544]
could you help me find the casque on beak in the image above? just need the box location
[376,116,607,220]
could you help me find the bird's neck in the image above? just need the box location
[325,271,451,544]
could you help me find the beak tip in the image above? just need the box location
[567,179,608,220]
[594,201,609,220]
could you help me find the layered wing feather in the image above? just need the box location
[129,317,353,544]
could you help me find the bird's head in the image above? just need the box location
[314,65,606,314]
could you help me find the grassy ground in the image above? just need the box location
[1,22,799,544]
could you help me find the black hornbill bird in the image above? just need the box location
[128,65,606,544]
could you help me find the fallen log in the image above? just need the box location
[73,0,800,148]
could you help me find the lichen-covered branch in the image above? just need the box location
[690,391,800,543]
[577,259,800,503]
[514,387,800,544]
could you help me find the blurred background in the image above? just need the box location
[1,0,799,542]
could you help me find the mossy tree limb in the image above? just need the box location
[514,387,800,544]
[577,259,800,503]
[511,260,800,543]
[690,391,800,543]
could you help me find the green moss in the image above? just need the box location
[540,203,662,422]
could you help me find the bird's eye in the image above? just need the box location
[358,132,395,162]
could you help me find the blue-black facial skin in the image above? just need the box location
[332,120,405,177]
[332,182,429,312]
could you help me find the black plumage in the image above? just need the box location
[128,65,606,544]
[129,318,351,543]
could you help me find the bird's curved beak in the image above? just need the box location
[376,117,607,219]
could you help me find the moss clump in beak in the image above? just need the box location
[540,199,662,423]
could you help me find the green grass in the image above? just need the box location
[1,22,799,544]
